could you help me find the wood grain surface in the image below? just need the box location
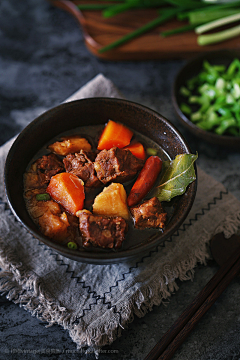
[48,0,240,60]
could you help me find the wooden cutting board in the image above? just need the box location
[48,0,240,61]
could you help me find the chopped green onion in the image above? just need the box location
[197,111,220,130]
[179,86,191,97]
[218,107,231,117]
[232,83,240,99]
[36,193,50,201]
[188,96,199,104]
[191,112,202,122]
[215,78,225,90]
[226,93,235,104]
[215,118,237,135]
[199,97,211,113]
[178,58,240,136]
[146,147,158,156]
[180,103,191,115]
[227,58,240,76]
[67,242,78,250]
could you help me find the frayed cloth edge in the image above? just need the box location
[0,211,240,350]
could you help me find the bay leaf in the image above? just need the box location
[155,153,198,202]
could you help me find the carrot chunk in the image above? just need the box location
[97,120,133,150]
[127,156,162,207]
[46,173,85,215]
[123,142,146,160]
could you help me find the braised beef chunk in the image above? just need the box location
[36,153,64,182]
[77,210,128,249]
[63,150,102,187]
[94,147,144,184]
[26,153,64,188]
[130,197,167,229]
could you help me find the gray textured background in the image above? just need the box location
[0,0,240,359]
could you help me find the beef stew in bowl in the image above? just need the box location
[4,98,197,264]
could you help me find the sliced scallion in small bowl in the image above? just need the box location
[172,50,240,148]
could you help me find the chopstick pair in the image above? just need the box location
[144,244,240,360]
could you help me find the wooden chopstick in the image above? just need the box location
[144,245,240,360]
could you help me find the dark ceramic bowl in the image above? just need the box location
[172,50,240,148]
[4,98,197,264]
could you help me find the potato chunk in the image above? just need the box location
[92,183,130,220]
[38,210,70,241]
[48,135,91,156]
[24,188,70,242]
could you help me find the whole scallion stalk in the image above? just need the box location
[103,0,166,17]
[76,0,240,52]
[161,23,197,37]
[178,0,240,22]
[99,6,183,53]
[198,24,240,46]
[161,2,240,40]
[188,8,240,25]
[196,12,240,34]
[164,0,206,8]
[103,0,141,18]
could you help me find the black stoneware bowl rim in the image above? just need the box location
[4,97,197,264]
[172,49,240,148]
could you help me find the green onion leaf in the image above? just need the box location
[67,242,78,250]
[227,58,240,76]
[161,23,198,37]
[179,86,191,97]
[103,0,140,18]
[146,147,158,156]
[180,103,191,115]
[191,111,202,122]
[36,193,50,201]
[215,118,237,135]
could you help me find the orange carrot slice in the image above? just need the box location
[97,120,133,150]
[123,142,146,160]
[127,156,162,207]
[47,173,85,215]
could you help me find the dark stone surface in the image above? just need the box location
[0,0,240,359]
